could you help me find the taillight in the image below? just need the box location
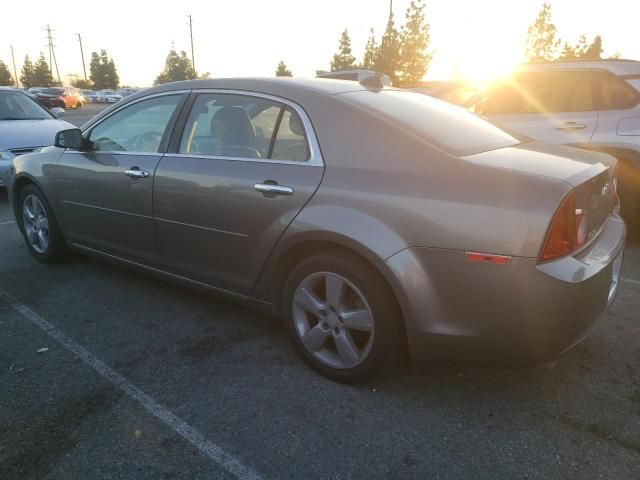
[540,190,589,261]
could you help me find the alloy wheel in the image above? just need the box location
[292,272,375,369]
[22,194,49,254]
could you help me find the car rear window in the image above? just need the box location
[340,89,521,156]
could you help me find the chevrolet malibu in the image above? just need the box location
[8,78,626,383]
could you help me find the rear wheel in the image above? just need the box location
[18,184,66,262]
[282,249,402,383]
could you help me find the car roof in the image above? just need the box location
[518,59,640,76]
[140,77,389,98]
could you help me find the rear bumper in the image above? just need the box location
[386,214,626,364]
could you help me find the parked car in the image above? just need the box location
[95,89,123,103]
[117,87,137,97]
[8,78,625,383]
[36,87,84,109]
[25,87,46,97]
[33,88,66,109]
[467,59,640,224]
[0,88,72,187]
[80,90,99,103]
[317,69,393,86]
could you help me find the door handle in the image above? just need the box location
[254,183,294,196]
[125,167,150,179]
[556,122,586,132]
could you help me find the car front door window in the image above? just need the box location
[88,95,182,153]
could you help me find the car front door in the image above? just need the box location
[472,70,598,147]
[153,91,324,295]
[56,92,187,265]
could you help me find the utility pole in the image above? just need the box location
[76,33,88,81]
[45,25,61,84]
[187,14,196,74]
[389,0,393,17]
[10,46,19,88]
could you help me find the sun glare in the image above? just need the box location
[437,13,523,89]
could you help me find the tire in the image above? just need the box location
[18,184,66,263]
[613,157,640,228]
[618,186,640,227]
[282,249,402,383]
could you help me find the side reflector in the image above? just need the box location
[465,252,512,265]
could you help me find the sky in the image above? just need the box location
[1,0,639,87]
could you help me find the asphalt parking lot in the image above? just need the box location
[62,103,109,127]
[0,105,639,479]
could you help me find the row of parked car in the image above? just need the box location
[23,87,141,110]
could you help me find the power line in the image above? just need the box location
[10,46,19,88]
[45,25,61,83]
[187,14,196,73]
[76,33,88,81]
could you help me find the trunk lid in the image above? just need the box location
[464,140,616,240]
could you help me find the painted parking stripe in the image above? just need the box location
[0,289,262,480]
[624,277,640,286]
[0,220,16,225]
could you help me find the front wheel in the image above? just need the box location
[282,250,402,383]
[18,184,66,262]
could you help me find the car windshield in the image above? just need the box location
[341,89,523,156]
[0,90,52,120]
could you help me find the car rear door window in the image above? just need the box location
[87,95,182,153]
[271,108,310,161]
[178,93,310,161]
[476,72,596,115]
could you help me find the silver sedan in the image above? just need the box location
[8,78,626,383]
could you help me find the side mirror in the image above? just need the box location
[54,128,84,150]
[51,107,65,118]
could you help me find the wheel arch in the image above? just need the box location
[11,173,43,218]
[252,231,411,349]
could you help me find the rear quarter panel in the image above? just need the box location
[252,93,571,303]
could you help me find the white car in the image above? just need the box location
[96,89,123,103]
[468,59,640,224]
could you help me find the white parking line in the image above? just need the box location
[624,277,640,286]
[0,220,16,225]
[0,289,262,480]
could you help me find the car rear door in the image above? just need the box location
[473,70,598,146]
[153,91,324,296]
[56,92,187,265]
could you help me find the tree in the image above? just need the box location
[374,12,402,83]
[331,29,356,72]
[71,78,93,89]
[524,2,561,62]
[275,61,292,77]
[558,35,603,60]
[398,0,432,87]
[155,48,196,85]
[90,50,120,90]
[361,29,378,70]
[20,55,35,88]
[583,35,603,59]
[0,60,14,86]
[32,53,55,87]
